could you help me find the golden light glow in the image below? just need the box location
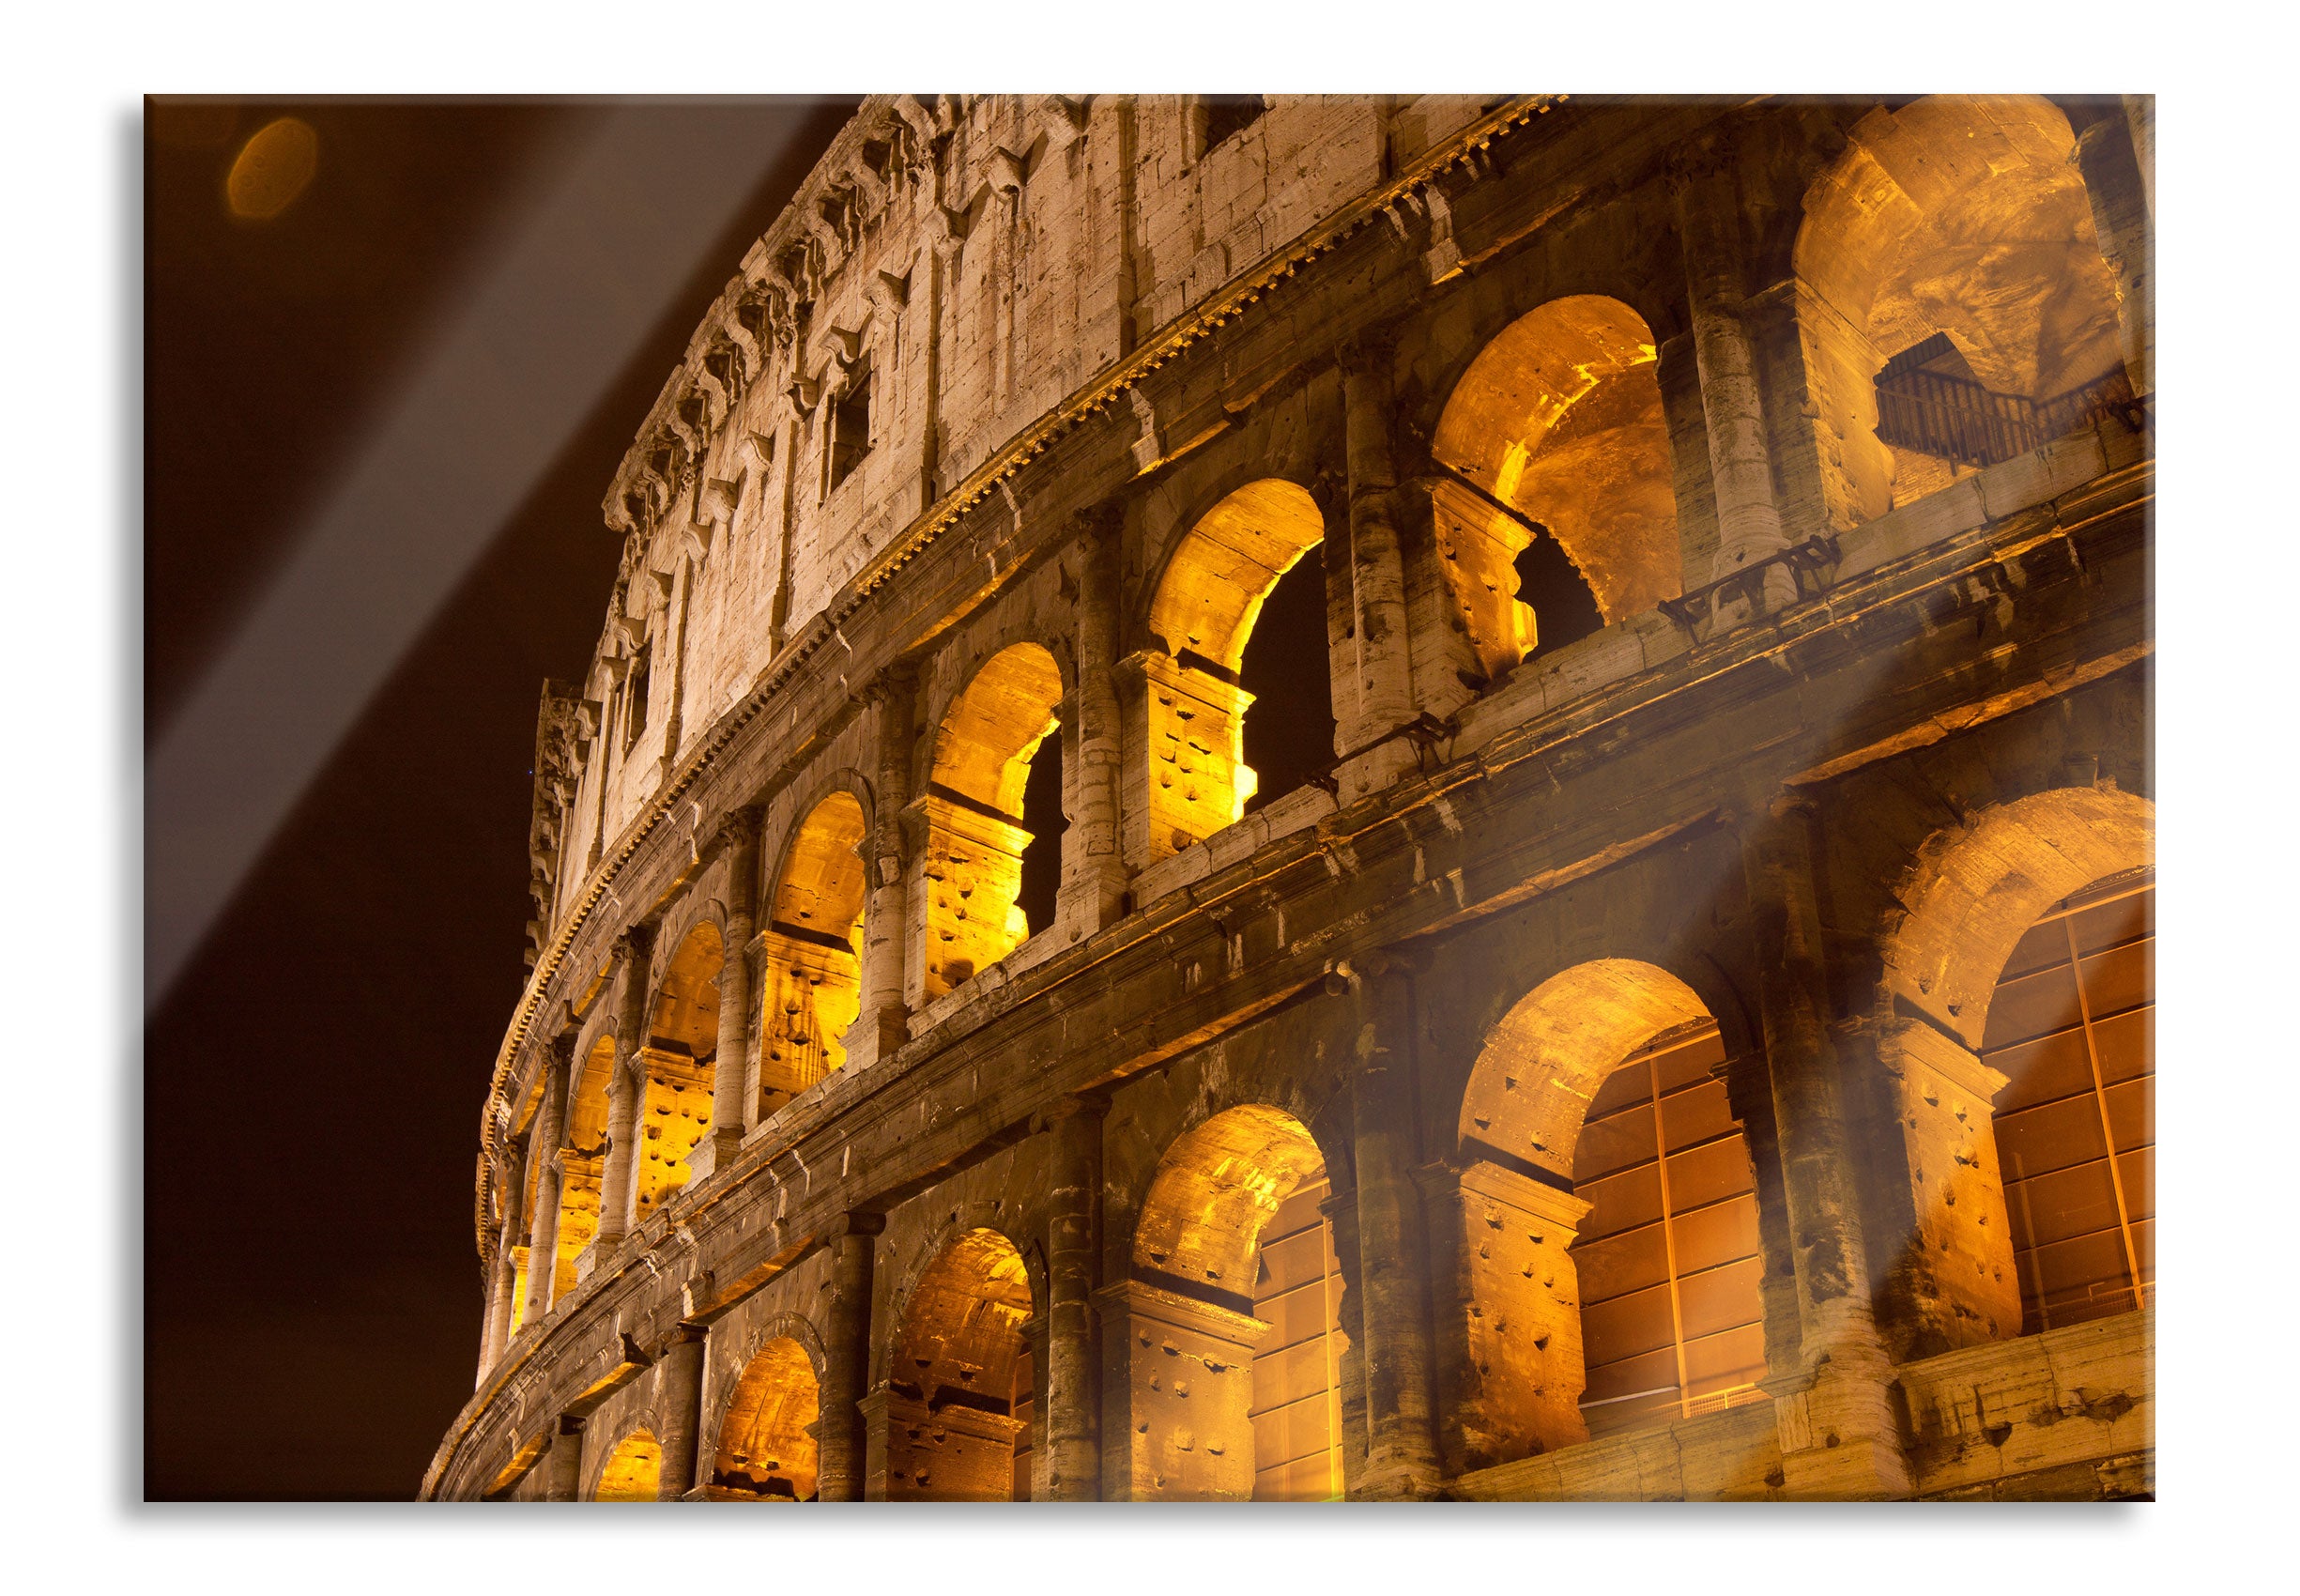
[714,1337,820,1499]
[1431,295,1678,677]
[226,116,319,221]
[594,1428,663,1501]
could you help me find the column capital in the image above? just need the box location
[1067,500,1125,545]
[712,803,764,854]
[835,1210,886,1239]
[613,923,655,966]
[1335,329,1398,377]
[860,663,919,710]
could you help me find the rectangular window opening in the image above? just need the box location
[829,370,872,493]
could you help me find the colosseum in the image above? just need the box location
[423,93,2154,1503]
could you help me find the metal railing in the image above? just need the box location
[1875,334,2135,469]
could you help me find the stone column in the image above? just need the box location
[654,1322,711,1500]
[543,1413,587,1501]
[2074,113,2154,400]
[1061,508,1129,938]
[817,1211,884,1501]
[595,928,653,1256]
[704,807,764,1173]
[1042,1096,1103,1499]
[1742,797,1907,1498]
[1677,161,1793,604]
[848,673,915,1071]
[480,1220,518,1379]
[521,1035,575,1327]
[1337,336,1419,802]
[1338,957,1442,1497]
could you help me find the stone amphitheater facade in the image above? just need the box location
[427,93,2155,1503]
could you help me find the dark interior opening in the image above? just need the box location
[1238,554,1336,814]
[1017,721,1066,938]
[623,653,652,748]
[1203,96,1267,155]
[830,370,871,491]
[1514,529,1605,664]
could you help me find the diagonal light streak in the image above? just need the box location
[147,100,819,1012]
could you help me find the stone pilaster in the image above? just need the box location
[1340,957,1443,1497]
[1336,335,1419,802]
[594,927,653,1256]
[1676,159,1793,606]
[1060,508,1129,938]
[653,1322,711,1500]
[543,1413,586,1501]
[847,673,914,1071]
[817,1211,883,1501]
[1742,797,1907,1499]
[520,1034,575,1327]
[1042,1096,1104,1498]
[703,806,763,1173]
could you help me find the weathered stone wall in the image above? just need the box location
[445,93,2153,1503]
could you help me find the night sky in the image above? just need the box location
[144,98,857,1501]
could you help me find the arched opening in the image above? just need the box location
[759,791,866,1117]
[914,643,1064,1003]
[594,1428,663,1501]
[1869,785,2154,1359]
[1430,295,1679,683]
[1142,480,1328,861]
[1127,1104,1346,1500]
[881,1228,1034,1501]
[713,1336,820,1500]
[1980,867,2154,1334]
[554,1035,614,1288]
[1234,548,1336,816]
[634,923,722,1222]
[1795,95,2131,526]
[1452,959,1765,1462]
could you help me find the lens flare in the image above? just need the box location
[226,116,319,220]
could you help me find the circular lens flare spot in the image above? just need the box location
[226,116,319,221]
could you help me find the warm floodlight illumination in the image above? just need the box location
[226,116,319,220]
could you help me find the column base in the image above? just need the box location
[1767,1366,1911,1500]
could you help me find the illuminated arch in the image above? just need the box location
[594,1427,663,1501]
[881,1227,1035,1500]
[1450,959,1764,1459]
[631,922,723,1222]
[713,1335,821,1499]
[1879,786,2154,1051]
[1794,95,2130,526]
[1870,787,2154,1355]
[913,643,1065,1002]
[1140,480,1326,861]
[1430,295,1679,682]
[758,790,868,1116]
[1126,1104,1346,1500]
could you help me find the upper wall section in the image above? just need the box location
[549,95,1497,905]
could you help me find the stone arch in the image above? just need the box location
[1444,958,1766,1463]
[712,1334,822,1500]
[877,1225,1036,1500]
[1117,1103,1348,1500]
[1863,786,2154,1360]
[1793,95,2131,528]
[1137,478,1328,862]
[1430,295,1682,680]
[1878,785,2154,1051]
[630,920,723,1223]
[757,788,870,1116]
[591,1425,663,1501]
[912,641,1066,1002]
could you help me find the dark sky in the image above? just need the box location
[144,97,856,1502]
